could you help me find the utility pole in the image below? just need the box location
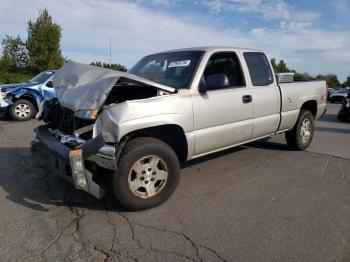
[109,37,112,64]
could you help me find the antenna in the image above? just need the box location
[109,37,112,64]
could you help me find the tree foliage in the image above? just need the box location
[0,71,33,84]
[316,74,340,89]
[270,58,289,73]
[0,9,132,84]
[270,58,277,72]
[0,35,28,72]
[293,72,315,81]
[276,60,288,73]
[342,75,350,88]
[271,58,319,82]
[27,9,64,73]
[90,61,127,72]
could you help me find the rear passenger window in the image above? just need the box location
[244,52,273,86]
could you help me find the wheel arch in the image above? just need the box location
[120,124,189,161]
[13,90,43,110]
[14,94,38,110]
[300,100,317,117]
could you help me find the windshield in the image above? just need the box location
[29,71,55,84]
[129,51,203,89]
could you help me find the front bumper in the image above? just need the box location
[32,125,117,199]
[0,97,12,113]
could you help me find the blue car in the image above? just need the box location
[0,70,56,120]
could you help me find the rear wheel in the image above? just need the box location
[113,137,181,211]
[285,110,315,151]
[9,99,36,121]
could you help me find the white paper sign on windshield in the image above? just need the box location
[168,60,191,68]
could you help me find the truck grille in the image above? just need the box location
[57,107,74,134]
[57,107,95,139]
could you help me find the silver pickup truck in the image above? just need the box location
[33,47,327,210]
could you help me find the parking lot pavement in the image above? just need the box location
[0,103,349,262]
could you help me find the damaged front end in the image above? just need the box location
[32,61,175,199]
[32,99,116,199]
[0,89,13,113]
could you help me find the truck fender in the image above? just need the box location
[117,117,190,161]
[95,112,187,142]
[119,114,186,139]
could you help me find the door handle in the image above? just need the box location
[242,95,252,104]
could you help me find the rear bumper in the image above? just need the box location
[32,125,117,199]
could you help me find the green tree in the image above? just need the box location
[270,58,277,72]
[270,58,290,73]
[316,74,340,89]
[293,71,314,81]
[342,75,350,88]
[276,60,289,72]
[90,61,127,72]
[27,9,64,73]
[0,35,28,72]
[270,57,341,83]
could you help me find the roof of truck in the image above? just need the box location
[151,46,261,55]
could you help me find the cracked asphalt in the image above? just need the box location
[0,103,349,262]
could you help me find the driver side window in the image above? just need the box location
[204,52,245,89]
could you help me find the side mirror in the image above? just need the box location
[46,81,53,88]
[200,74,229,92]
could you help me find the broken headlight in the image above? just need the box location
[0,92,7,99]
[69,149,89,191]
[74,109,98,120]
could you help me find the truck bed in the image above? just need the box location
[278,80,327,131]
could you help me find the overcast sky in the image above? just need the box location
[0,0,349,81]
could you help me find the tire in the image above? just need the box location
[285,110,315,151]
[9,99,36,121]
[113,137,181,211]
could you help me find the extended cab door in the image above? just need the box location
[242,52,280,138]
[191,52,254,156]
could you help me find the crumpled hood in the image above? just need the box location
[0,82,37,93]
[53,61,176,112]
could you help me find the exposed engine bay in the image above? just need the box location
[104,78,160,105]
[40,79,170,138]
[38,61,176,148]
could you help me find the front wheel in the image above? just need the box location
[113,137,181,211]
[285,110,315,151]
[9,99,36,121]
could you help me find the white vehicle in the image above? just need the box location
[33,47,327,210]
[330,88,349,103]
